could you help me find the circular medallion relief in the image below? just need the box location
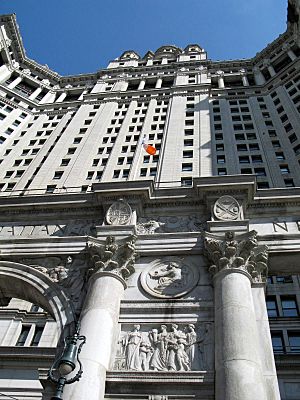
[213,195,240,221]
[140,258,199,299]
[106,199,132,225]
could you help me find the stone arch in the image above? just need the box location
[0,261,75,338]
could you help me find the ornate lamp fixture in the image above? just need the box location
[48,323,86,400]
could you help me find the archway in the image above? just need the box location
[0,261,75,337]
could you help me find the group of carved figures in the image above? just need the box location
[117,323,213,372]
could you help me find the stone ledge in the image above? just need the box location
[106,370,214,383]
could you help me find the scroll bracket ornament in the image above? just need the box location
[87,235,137,282]
[204,230,268,283]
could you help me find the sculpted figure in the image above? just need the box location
[185,324,201,370]
[149,262,183,291]
[139,342,152,371]
[176,338,190,371]
[149,325,168,371]
[125,324,142,370]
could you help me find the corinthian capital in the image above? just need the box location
[88,235,137,280]
[204,231,268,283]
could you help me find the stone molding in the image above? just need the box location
[204,230,268,283]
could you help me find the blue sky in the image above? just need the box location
[0,0,287,76]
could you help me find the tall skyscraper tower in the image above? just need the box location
[0,1,299,399]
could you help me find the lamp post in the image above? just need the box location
[48,323,86,400]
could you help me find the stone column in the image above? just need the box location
[0,65,11,84]
[8,75,22,89]
[29,86,43,101]
[253,67,266,85]
[282,43,297,61]
[204,230,277,400]
[239,69,249,86]
[155,77,163,89]
[216,70,225,89]
[263,59,276,77]
[63,235,137,400]
[56,92,67,103]
[138,79,146,90]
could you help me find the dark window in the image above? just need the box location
[266,296,278,317]
[31,327,44,346]
[281,297,298,317]
[276,276,293,283]
[218,168,227,175]
[16,326,30,346]
[271,332,284,353]
[288,332,300,353]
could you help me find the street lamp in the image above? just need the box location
[48,322,86,400]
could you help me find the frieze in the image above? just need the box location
[137,216,206,234]
[114,323,213,372]
[0,219,97,237]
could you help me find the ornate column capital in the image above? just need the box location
[87,234,137,282]
[204,230,268,283]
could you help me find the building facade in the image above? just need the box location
[0,1,299,399]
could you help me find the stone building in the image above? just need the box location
[0,1,299,399]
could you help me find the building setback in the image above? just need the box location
[0,1,299,399]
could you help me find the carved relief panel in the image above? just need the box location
[113,323,214,372]
[140,258,199,299]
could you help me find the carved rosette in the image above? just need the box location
[204,231,268,283]
[88,235,137,281]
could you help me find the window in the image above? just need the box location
[239,156,250,163]
[216,144,224,151]
[254,168,266,176]
[215,133,223,141]
[275,152,285,160]
[280,165,290,174]
[149,168,157,176]
[122,169,130,178]
[218,168,227,175]
[271,332,284,353]
[31,326,44,346]
[289,133,297,143]
[46,185,56,193]
[16,326,30,346]
[217,155,226,164]
[181,177,192,186]
[183,150,193,158]
[257,181,269,189]
[140,168,147,177]
[272,141,281,148]
[251,155,263,163]
[237,144,247,152]
[113,170,120,178]
[53,171,63,179]
[67,147,76,155]
[249,143,259,151]
[266,297,278,317]
[288,332,300,353]
[241,168,252,174]
[182,163,192,171]
[281,297,298,317]
[284,178,294,187]
[276,276,293,283]
[235,134,245,141]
